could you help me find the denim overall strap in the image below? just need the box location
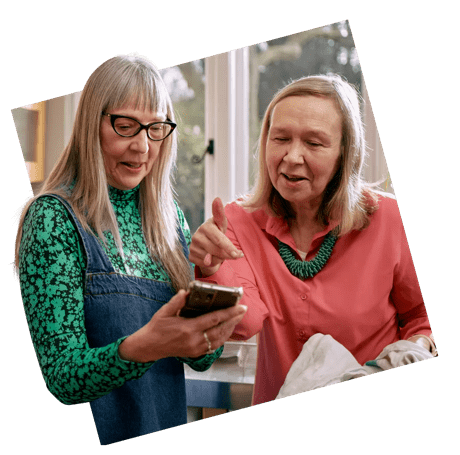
[46,194,190,445]
[43,195,117,274]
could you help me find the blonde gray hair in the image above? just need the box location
[15,54,191,291]
[243,73,378,236]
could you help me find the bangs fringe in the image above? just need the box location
[105,65,167,114]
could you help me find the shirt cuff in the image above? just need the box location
[177,345,224,372]
[113,337,156,377]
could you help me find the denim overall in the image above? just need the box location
[50,195,190,445]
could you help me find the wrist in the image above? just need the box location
[118,335,142,363]
[118,331,160,363]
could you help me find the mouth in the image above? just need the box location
[282,173,308,182]
[121,162,143,169]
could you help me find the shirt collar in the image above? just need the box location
[108,184,140,203]
[254,206,338,252]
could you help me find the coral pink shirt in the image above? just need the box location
[196,195,431,405]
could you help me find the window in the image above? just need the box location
[160,59,206,234]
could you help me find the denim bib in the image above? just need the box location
[50,194,189,445]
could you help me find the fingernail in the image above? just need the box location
[240,305,247,312]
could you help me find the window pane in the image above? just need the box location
[160,59,205,235]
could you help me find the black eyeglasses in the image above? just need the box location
[102,112,176,141]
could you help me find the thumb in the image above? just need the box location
[158,290,188,317]
[212,197,227,234]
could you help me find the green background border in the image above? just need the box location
[0,0,459,455]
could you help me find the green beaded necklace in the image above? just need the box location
[278,232,337,279]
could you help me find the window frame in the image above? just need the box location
[204,48,250,219]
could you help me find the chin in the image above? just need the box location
[278,189,308,204]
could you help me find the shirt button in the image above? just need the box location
[300,294,307,300]
[297,330,307,342]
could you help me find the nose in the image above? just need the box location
[130,129,150,154]
[283,139,304,165]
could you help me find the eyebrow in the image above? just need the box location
[115,112,167,123]
[270,125,331,141]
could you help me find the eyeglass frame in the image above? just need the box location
[101,112,177,141]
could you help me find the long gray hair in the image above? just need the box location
[15,54,191,291]
[243,74,379,235]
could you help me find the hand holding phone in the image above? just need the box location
[179,281,244,318]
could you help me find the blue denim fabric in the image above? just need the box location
[51,194,189,445]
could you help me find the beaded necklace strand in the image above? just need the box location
[278,232,337,279]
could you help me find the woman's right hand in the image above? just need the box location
[118,289,247,363]
[189,197,244,277]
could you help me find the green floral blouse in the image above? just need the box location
[18,185,222,405]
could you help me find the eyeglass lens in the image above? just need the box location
[113,117,172,140]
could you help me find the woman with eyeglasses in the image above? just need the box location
[14,54,247,445]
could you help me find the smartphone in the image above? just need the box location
[179,281,244,318]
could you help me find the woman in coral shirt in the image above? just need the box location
[189,74,436,405]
